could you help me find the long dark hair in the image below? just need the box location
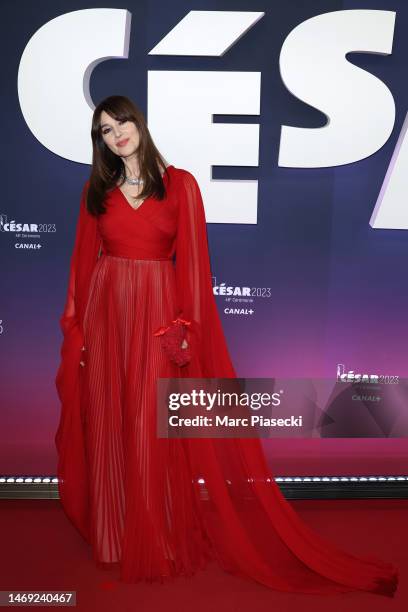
[86,95,171,216]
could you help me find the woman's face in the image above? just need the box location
[100,110,140,159]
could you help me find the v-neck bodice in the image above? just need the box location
[97,165,178,260]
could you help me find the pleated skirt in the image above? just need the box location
[77,254,399,597]
[81,253,215,582]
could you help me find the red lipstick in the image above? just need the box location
[117,138,129,147]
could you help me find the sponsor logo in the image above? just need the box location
[336,363,379,384]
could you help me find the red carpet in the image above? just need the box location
[0,498,406,611]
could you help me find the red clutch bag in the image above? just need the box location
[153,317,192,367]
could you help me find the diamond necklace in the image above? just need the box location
[124,175,144,186]
[120,167,144,186]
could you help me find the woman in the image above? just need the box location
[55,95,398,596]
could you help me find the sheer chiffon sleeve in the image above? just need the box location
[154,169,236,375]
[55,180,102,542]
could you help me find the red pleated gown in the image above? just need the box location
[55,164,398,597]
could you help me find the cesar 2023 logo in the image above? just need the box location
[16,7,408,228]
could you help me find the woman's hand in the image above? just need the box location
[153,320,191,366]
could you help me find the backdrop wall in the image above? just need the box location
[1,0,407,475]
